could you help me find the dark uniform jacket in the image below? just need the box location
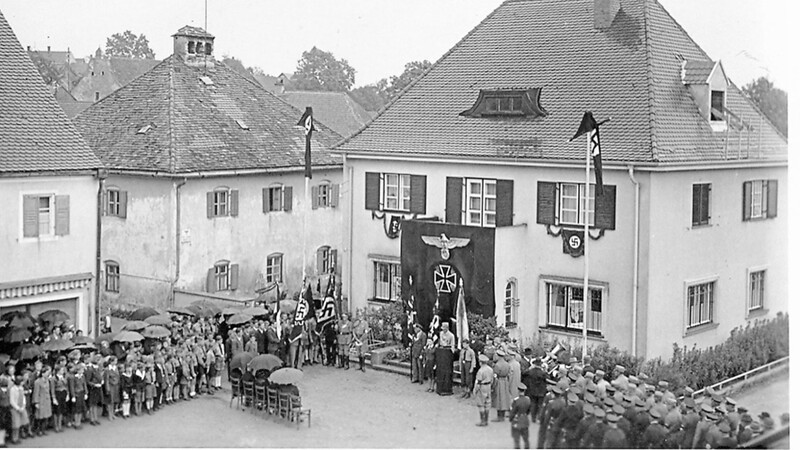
[602,426,628,449]
[509,395,531,429]
[642,422,668,449]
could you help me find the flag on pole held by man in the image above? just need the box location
[570,111,605,196]
[455,279,469,346]
[294,283,315,325]
[297,106,316,179]
[403,275,417,345]
[274,283,282,340]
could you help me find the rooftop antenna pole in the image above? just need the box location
[204,0,208,32]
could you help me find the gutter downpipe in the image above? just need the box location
[627,165,640,357]
[172,178,187,306]
[345,154,354,314]
[94,169,107,336]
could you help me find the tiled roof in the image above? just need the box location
[336,0,786,164]
[72,55,343,174]
[681,60,715,85]
[280,91,374,138]
[173,25,214,39]
[0,11,100,173]
[70,56,160,102]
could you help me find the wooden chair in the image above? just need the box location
[229,375,242,409]
[266,386,279,416]
[242,380,255,412]
[289,394,311,429]
[278,392,291,419]
[254,381,267,416]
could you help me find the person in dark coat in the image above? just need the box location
[119,363,132,418]
[603,413,629,448]
[266,321,281,356]
[410,324,425,384]
[558,392,585,448]
[509,383,531,449]
[642,408,668,449]
[525,358,548,423]
[322,322,337,366]
[67,365,87,429]
[49,365,69,432]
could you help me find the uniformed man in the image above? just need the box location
[542,386,566,448]
[509,383,531,448]
[603,413,629,448]
[574,403,596,447]
[582,407,608,448]
[492,348,512,422]
[737,414,754,445]
[459,340,475,397]
[642,408,668,449]
[692,404,715,449]
[595,369,610,399]
[473,354,493,427]
[557,392,584,448]
[352,310,369,372]
[680,397,701,449]
[336,313,352,370]
[410,324,426,384]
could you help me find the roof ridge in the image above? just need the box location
[643,0,659,161]
[651,0,711,62]
[334,0,511,151]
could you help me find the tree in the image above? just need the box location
[221,55,254,80]
[742,76,788,137]
[386,60,432,99]
[105,30,156,59]
[349,80,389,112]
[291,46,355,91]
[30,53,64,87]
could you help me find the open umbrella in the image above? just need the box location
[113,330,144,342]
[41,338,74,352]
[121,320,149,331]
[190,300,222,315]
[227,313,253,326]
[222,306,244,316]
[129,307,160,321]
[1,311,35,323]
[167,307,195,317]
[70,342,96,352]
[248,354,283,373]
[141,325,171,339]
[95,332,117,344]
[242,306,270,316]
[186,305,214,318]
[144,314,173,326]
[2,327,31,343]
[268,367,303,385]
[13,343,42,361]
[230,352,256,371]
[38,309,71,325]
[71,335,94,345]
[8,315,35,329]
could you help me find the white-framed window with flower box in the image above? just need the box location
[684,276,717,332]
[538,275,606,337]
[371,255,401,303]
[747,266,767,314]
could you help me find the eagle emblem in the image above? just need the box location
[421,233,470,260]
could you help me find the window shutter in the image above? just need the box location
[767,180,778,218]
[702,185,710,222]
[22,195,39,237]
[317,248,324,274]
[101,191,108,216]
[742,181,752,221]
[496,179,514,227]
[331,249,339,274]
[230,264,239,290]
[55,195,70,236]
[283,186,293,211]
[445,177,463,224]
[365,172,381,210]
[119,191,128,219]
[330,184,340,208]
[262,188,269,213]
[536,181,557,225]
[595,185,616,230]
[206,268,216,292]
[691,184,702,224]
[206,192,214,218]
[229,190,239,217]
[410,175,427,214]
[311,186,319,210]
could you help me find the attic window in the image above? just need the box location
[235,119,249,130]
[188,41,195,54]
[710,90,725,121]
[200,76,214,86]
[196,42,204,54]
[137,124,153,135]
[204,43,213,55]
[460,88,547,118]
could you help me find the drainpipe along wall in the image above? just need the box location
[627,165,640,356]
[94,169,107,336]
[172,178,187,305]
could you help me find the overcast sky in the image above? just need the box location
[1,0,792,90]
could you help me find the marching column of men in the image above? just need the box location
[465,340,782,449]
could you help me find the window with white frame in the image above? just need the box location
[373,261,401,301]
[687,281,714,328]
[212,189,229,217]
[505,280,518,327]
[266,254,283,284]
[317,246,336,274]
[466,178,497,227]
[214,261,231,291]
[384,173,411,211]
[37,196,53,235]
[317,183,330,207]
[560,183,595,226]
[105,261,120,293]
[750,181,765,219]
[748,270,765,311]
[267,186,283,211]
[107,189,121,216]
[545,282,603,335]
[743,180,777,221]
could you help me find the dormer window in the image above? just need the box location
[460,88,547,118]
[710,90,725,121]
[204,42,213,55]
[196,42,204,55]
[188,41,195,54]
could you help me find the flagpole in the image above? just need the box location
[582,132,591,362]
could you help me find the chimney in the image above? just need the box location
[594,0,621,29]
[47,45,51,52]
[172,26,215,68]
[27,45,30,51]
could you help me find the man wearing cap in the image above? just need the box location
[662,397,683,448]
[557,391,584,448]
[680,397,700,449]
[410,324,426,384]
[603,413,628,448]
[582,407,609,449]
[539,385,566,448]
[473,354,493,427]
[594,369,609,399]
[507,350,522,404]
[525,358,548,423]
[574,403,596,446]
[492,348,512,422]
[692,403,715,449]
[459,340,475,397]
[723,397,739,432]
[642,408,668,448]
[759,412,775,433]
[737,414,754,445]
[509,383,531,448]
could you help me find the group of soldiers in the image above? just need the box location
[468,340,786,449]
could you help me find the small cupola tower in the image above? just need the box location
[172,25,215,68]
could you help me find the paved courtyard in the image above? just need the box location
[18,364,512,448]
